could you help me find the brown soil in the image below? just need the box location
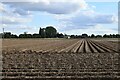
[1,38,120,79]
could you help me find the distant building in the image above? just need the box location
[67,36,71,39]
[64,35,71,39]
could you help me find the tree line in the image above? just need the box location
[0,26,65,38]
[0,26,120,38]
[70,34,120,38]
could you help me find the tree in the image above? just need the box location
[116,34,120,38]
[45,26,57,38]
[70,35,76,38]
[39,28,46,38]
[82,34,88,38]
[91,34,95,38]
[39,27,42,35]
[11,34,18,38]
[57,33,64,38]
[33,34,41,38]
[103,34,109,38]
[96,35,102,38]
[19,32,32,38]
[4,32,11,38]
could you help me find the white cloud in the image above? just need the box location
[0,16,32,24]
[0,2,33,32]
[57,10,117,30]
[0,24,38,35]
[0,0,118,35]
[0,3,6,12]
[85,0,119,2]
[15,25,34,30]
[15,25,38,34]
[1,0,119,2]
[2,0,87,15]
[0,24,34,30]
[63,24,118,35]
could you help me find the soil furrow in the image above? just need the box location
[85,40,92,53]
[88,40,105,53]
[2,38,119,79]
[86,40,98,53]
[71,40,83,53]
[91,41,113,53]
[78,40,85,53]
[58,40,80,53]
[92,41,118,52]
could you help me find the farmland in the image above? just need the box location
[2,38,119,52]
[1,38,120,79]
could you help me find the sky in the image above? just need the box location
[0,0,119,35]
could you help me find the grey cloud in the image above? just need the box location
[59,13,117,30]
[2,1,87,15]
[13,8,31,16]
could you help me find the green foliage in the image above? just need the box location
[91,34,95,38]
[57,33,64,38]
[70,35,76,38]
[11,34,18,38]
[33,34,41,38]
[39,28,46,38]
[82,34,88,38]
[45,26,57,38]
[4,32,11,38]
[95,35,102,38]
[39,26,57,38]
[1,26,120,38]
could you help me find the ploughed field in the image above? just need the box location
[2,38,120,79]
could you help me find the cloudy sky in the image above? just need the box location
[0,0,119,35]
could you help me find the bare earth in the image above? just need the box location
[2,38,119,52]
[2,39,79,52]
[1,38,120,79]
